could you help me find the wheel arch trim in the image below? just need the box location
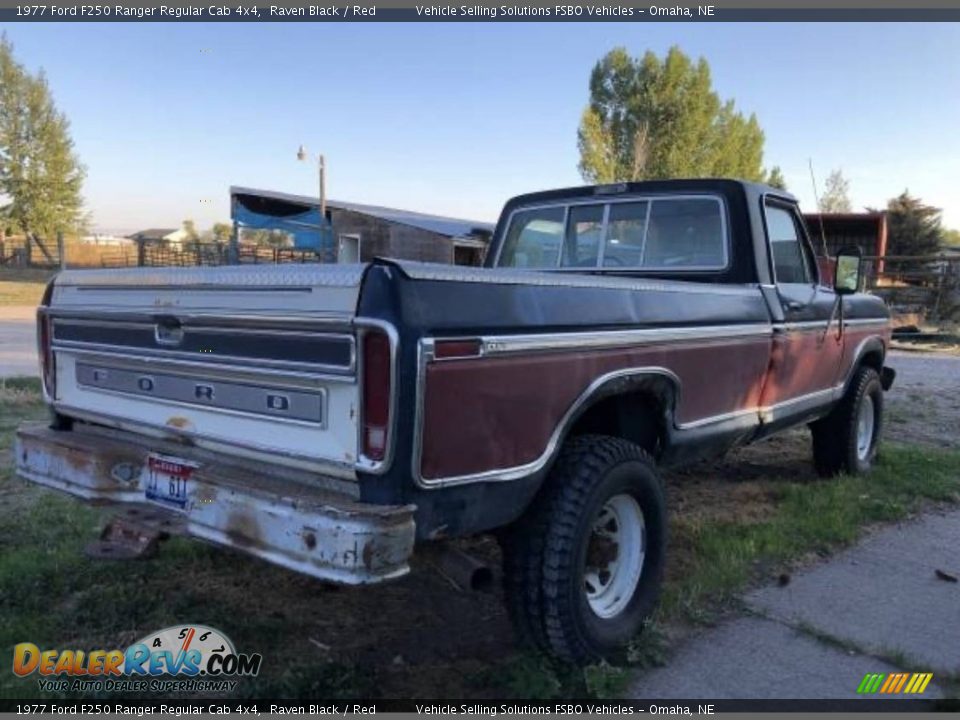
[845,335,887,392]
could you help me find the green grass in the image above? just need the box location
[0,280,46,306]
[1,378,959,699]
[662,446,960,622]
[0,376,43,393]
[0,267,55,305]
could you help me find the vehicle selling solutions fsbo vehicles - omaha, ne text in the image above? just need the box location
[16,179,894,662]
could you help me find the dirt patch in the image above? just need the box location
[666,430,812,523]
[183,533,517,698]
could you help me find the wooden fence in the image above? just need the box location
[1,237,334,269]
[96,242,333,268]
[0,233,65,268]
[4,232,958,323]
[863,255,960,323]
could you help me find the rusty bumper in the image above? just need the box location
[14,423,416,585]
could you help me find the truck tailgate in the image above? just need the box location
[43,265,372,479]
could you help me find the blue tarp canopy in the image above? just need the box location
[231,188,335,256]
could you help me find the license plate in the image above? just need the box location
[144,453,197,509]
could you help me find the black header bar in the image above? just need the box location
[0,698,955,713]
[1,0,959,21]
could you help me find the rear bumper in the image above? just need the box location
[14,423,416,585]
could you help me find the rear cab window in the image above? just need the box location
[496,195,728,272]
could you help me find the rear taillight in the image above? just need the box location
[361,330,392,463]
[37,311,55,399]
[37,279,56,398]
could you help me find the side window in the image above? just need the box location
[561,205,604,267]
[497,206,565,268]
[766,205,814,284]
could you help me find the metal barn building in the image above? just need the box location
[230,187,494,266]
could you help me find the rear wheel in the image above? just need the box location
[811,366,883,476]
[500,434,666,664]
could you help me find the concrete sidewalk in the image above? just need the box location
[0,306,39,378]
[630,509,960,699]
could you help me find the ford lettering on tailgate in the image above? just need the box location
[75,363,325,425]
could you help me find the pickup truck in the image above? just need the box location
[16,179,894,664]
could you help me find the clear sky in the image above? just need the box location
[5,22,960,232]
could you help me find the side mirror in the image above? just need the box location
[834,247,862,295]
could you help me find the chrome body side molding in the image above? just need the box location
[413,323,889,489]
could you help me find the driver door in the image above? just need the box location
[758,200,844,418]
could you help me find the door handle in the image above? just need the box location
[784,300,804,311]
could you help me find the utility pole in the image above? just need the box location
[318,153,326,220]
[298,145,326,220]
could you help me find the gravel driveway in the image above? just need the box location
[885,350,960,448]
[0,306,38,378]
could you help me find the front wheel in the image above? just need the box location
[811,366,884,476]
[500,435,666,664]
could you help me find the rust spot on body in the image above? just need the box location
[164,417,196,446]
[62,446,94,473]
[225,512,261,549]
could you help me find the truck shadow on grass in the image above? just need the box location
[2,379,960,700]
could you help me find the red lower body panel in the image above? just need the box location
[419,337,771,481]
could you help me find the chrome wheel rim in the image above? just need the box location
[857,395,875,461]
[583,493,645,620]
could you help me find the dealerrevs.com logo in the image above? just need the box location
[13,625,262,693]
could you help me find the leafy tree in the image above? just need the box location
[577,46,769,183]
[943,228,960,248]
[0,34,85,242]
[818,169,852,213]
[182,219,199,242]
[179,219,201,257]
[766,166,787,190]
[211,222,232,245]
[240,228,291,248]
[872,191,944,257]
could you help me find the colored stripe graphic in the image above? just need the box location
[858,672,933,694]
[857,673,884,694]
[906,673,934,694]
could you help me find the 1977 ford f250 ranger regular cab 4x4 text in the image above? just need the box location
[16,179,895,663]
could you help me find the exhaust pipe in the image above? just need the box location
[432,545,494,592]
